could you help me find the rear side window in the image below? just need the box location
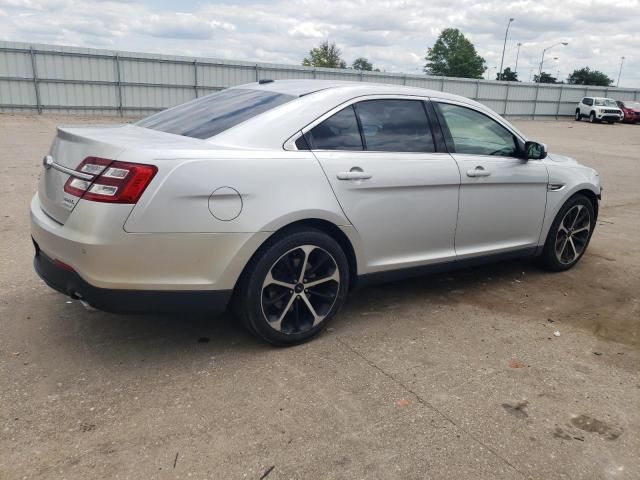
[137,88,295,139]
[354,99,434,152]
[305,106,363,150]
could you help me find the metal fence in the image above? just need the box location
[1,40,639,118]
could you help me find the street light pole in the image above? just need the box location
[617,56,625,87]
[538,41,568,80]
[498,18,514,81]
[514,42,522,76]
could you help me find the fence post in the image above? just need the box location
[440,76,445,92]
[503,81,510,116]
[193,60,198,98]
[29,46,42,114]
[402,75,407,86]
[532,82,541,120]
[474,79,480,100]
[555,84,563,119]
[114,53,123,117]
[255,64,259,82]
[312,68,316,79]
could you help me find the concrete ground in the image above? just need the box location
[0,114,638,480]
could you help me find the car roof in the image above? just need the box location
[232,79,480,106]
[209,78,528,149]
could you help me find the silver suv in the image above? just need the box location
[575,97,623,124]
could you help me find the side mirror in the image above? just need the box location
[524,141,547,160]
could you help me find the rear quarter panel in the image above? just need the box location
[123,150,350,234]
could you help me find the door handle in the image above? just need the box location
[466,166,491,178]
[337,169,372,181]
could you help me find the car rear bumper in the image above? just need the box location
[33,239,232,314]
[30,193,270,291]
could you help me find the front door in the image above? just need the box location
[304,98,461,273]
[434,101,548,258]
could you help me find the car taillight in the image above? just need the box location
[64,157,157,204]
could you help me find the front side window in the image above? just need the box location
[305,106,363,150]
[353,100,435,152]
[583,98,593,106]
[137,88,295,139]
[436,103,519,157]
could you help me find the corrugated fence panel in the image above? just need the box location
[39,82,117,107]
[36,52,115,81]
[442,80,477,98]
[0,50,33,78]
[122,85,194,108]
[1,41,638,117]
[120,58,194,86]
[0,79,36,105]
[198,64,255,88]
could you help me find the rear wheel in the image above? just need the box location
[541,195,595,271]
[233,227,349,346]
[575,110,581,121]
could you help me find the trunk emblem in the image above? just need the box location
[43,155,54,169]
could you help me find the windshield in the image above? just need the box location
[137,88,295,139]
[594,99,617,107]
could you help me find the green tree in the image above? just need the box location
[533,72,557,84]
[567,67,613,86]
[302,41,347,69]
[352,57,373,71]
[497,67,518,82]
[424,28,486,79]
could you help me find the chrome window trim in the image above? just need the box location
[284,94,439,153]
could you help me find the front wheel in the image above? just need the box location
[541,195,595,271]
[233,227,349,346]
[589,112,597,123]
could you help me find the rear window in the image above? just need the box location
[136,88,295,139]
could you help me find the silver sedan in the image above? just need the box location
[31,80,601,345]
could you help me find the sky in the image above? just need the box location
[0,0,638,87]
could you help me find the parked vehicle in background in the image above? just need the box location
[31,80,602,345]
[616,100,640,124]
[575,97,623,124]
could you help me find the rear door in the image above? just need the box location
[304,97,460,273]
[433,100,548,258]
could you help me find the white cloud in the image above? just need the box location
[0,0,638,87]
[288,22,327,39]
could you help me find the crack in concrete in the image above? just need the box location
[334,336,528,479]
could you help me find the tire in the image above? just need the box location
[540,194,595,272]
[589,112,597,123]
[575,110,581,121]
[233,227,349,346]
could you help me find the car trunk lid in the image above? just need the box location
[37,124,220,224]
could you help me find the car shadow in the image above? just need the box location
[51,257,543,368]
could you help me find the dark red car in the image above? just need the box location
[616,100,640,123]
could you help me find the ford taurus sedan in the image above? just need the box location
[31,80,601,345]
